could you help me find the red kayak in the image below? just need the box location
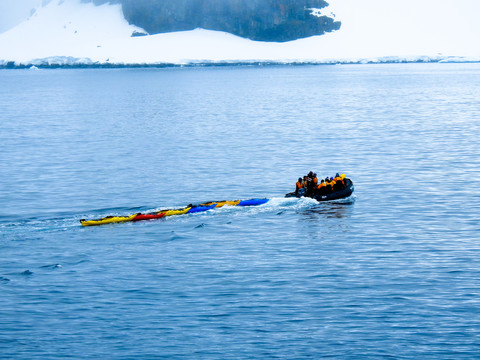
[132,212,166,221]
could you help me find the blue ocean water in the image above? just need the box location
[1,63,480,359]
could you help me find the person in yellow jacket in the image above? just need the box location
[333,173,343,189]
[316,179,326,195]
[295,177,304,195]
[334,173,346,190]
[330,177,337,191]
[324,178,333,193]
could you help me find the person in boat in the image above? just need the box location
[333,173,345,191]
[324,178,333,193]
[307,171,313,185]
[310,173,318,196]
[295,177,304,195]
[305,172,316,197]
[316,179,327,196]
[331,177,338,191]
[303,175,310,188]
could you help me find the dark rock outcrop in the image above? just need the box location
[89,0,340,42]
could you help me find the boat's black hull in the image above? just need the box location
[285,179,354,201]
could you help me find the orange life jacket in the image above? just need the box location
[317,182,325,189]
[296,181,303,189]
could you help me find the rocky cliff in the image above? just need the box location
[89,0,340,42]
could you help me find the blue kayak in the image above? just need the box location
[187,203,217,213]
[237,198,269,206]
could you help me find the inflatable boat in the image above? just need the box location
[285,178,354,201]
[80,198,269,226]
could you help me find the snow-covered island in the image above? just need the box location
[1,0,479,68]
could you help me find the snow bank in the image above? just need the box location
[0,0,145,64]
[0,0,479,67]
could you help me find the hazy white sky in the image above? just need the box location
[0,0,40,33]
[328,0,480,56]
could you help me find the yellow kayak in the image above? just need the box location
[200,200,240,208]
[216,200,240,207]
[163,207,191,217]
[80,214,138,227]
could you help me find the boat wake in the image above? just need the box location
[1,195,356,237]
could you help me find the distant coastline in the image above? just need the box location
[1,56,479,69]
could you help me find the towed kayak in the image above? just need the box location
[80,198,269,226]
[164,207,191,217]
[132,213,166,221]
[80,214,138,227]
[237,198,270,206]
[186,204,217,213]
[199,200,240,208]
[285,178,354,202]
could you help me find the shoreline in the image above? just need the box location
[2,57,479,70]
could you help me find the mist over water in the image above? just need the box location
[1,64,480,359]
